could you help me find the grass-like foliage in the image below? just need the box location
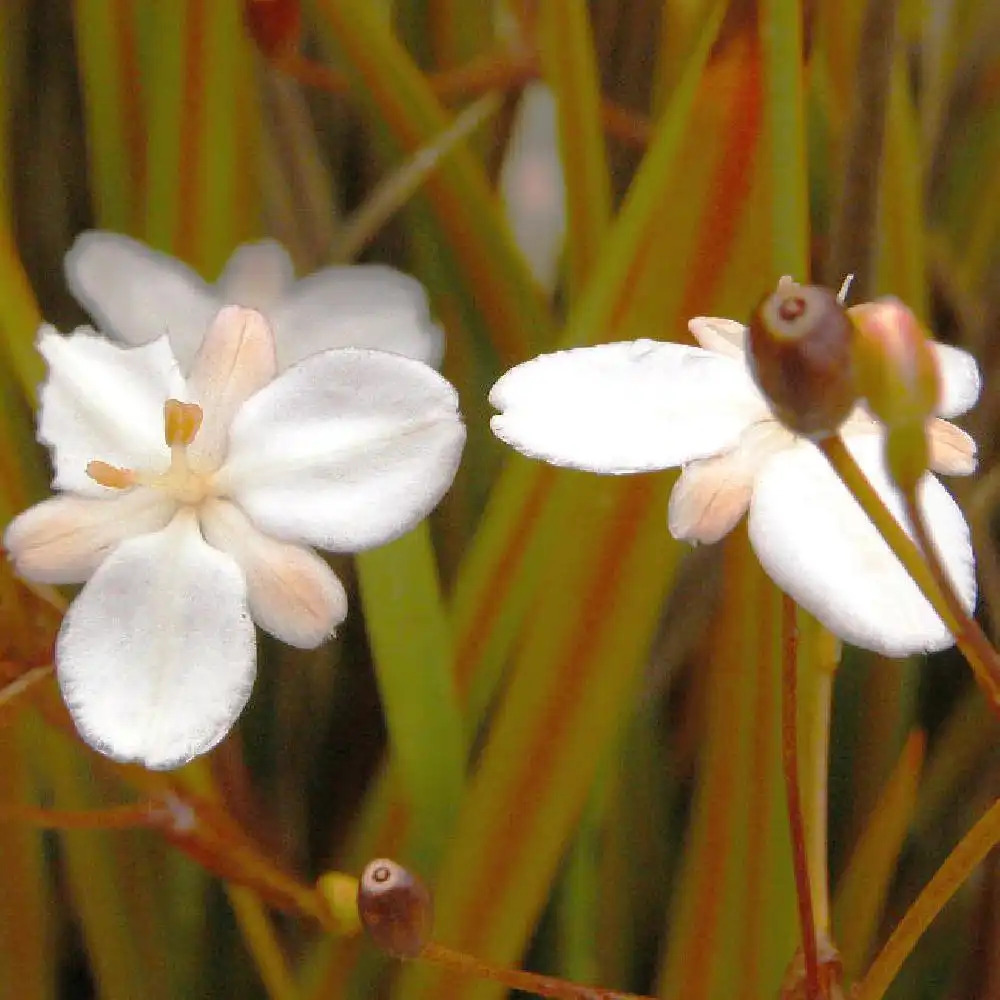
[1,2,1000,999]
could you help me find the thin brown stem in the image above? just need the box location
[271,48,653,149]
[430,49,537,103]
[0,663,53,713]
[781,594,822,1000]
[819,435,1000,720]
[420,942,654,1000]
[902,488,1000,710]
[598,99,653,149]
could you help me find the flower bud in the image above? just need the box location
[747,279,858,437]
[848,297,940,431]
[883,423,930,493]
[243,0,301,59]
[848,298,941,491]
[316,871,362,935]
[357,858,433,959]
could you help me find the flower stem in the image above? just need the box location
[420,941,653,1000]
[273,45,653,149]
[227,887,299,1000]
[798,620,836,939]
[818,435,1000,718]
[781,594,822,1000]
[902,486,1000,707]
[854,797,1000,1000]
[0,664,53,714]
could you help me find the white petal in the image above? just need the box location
[64,231,220,370]
[667,420,791,544]
[267,265,444,370]
[56,511,255,769]
[215,240,296,310]
[4,489,177,583]
[669,453,753,543]
[219,349,465,551]
[185,307,277,469]
[933,342,981,418]
[687,317,747,360]
[38,327,182,495]
[748,438,976,656]
[489,341,764,474]
[927,418,977,476]
[200,498,347,647]
[499,82,566,294]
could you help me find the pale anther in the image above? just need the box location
[164,399,203,447]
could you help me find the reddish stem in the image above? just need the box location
[902,488,1000,711]
[271,48,653,149]
[781,594,822,1000]
[421,942,653,1000]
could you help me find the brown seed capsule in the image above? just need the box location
[243,0,301,59]
[357,858,433,959]
[747,279,858,438]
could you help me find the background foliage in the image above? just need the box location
[1,2,1000,999]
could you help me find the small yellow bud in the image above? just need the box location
[315,872,362,936]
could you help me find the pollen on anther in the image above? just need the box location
[164,399,204,447]
[86,460,136,490]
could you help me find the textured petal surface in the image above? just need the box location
[669,455,754,544]
[933,342,981,418]
[4,489,176,584]
[687,317,747,360]
[748,438,976,656]
[220,349,465,551]
[489,341,764,474]
[200,499,347,647]
[38,328,183,494]
[65,231,219,370]
[56,512,255,770]
[668,422,794,543]
[185,307,277,469]
[268,265,444,369]
[215,240,295,310]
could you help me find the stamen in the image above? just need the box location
[86,461,137,490]
[164,400,204,447]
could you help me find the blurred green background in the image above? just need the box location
[1,1,1000,999]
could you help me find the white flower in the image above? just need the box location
[498,82,567,295]
[65,231,444,373]
[4,306,465,769]
[489,315,981,657]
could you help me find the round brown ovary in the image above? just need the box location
[357,858,434,959]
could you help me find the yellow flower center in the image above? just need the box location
[86,399,217,505]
